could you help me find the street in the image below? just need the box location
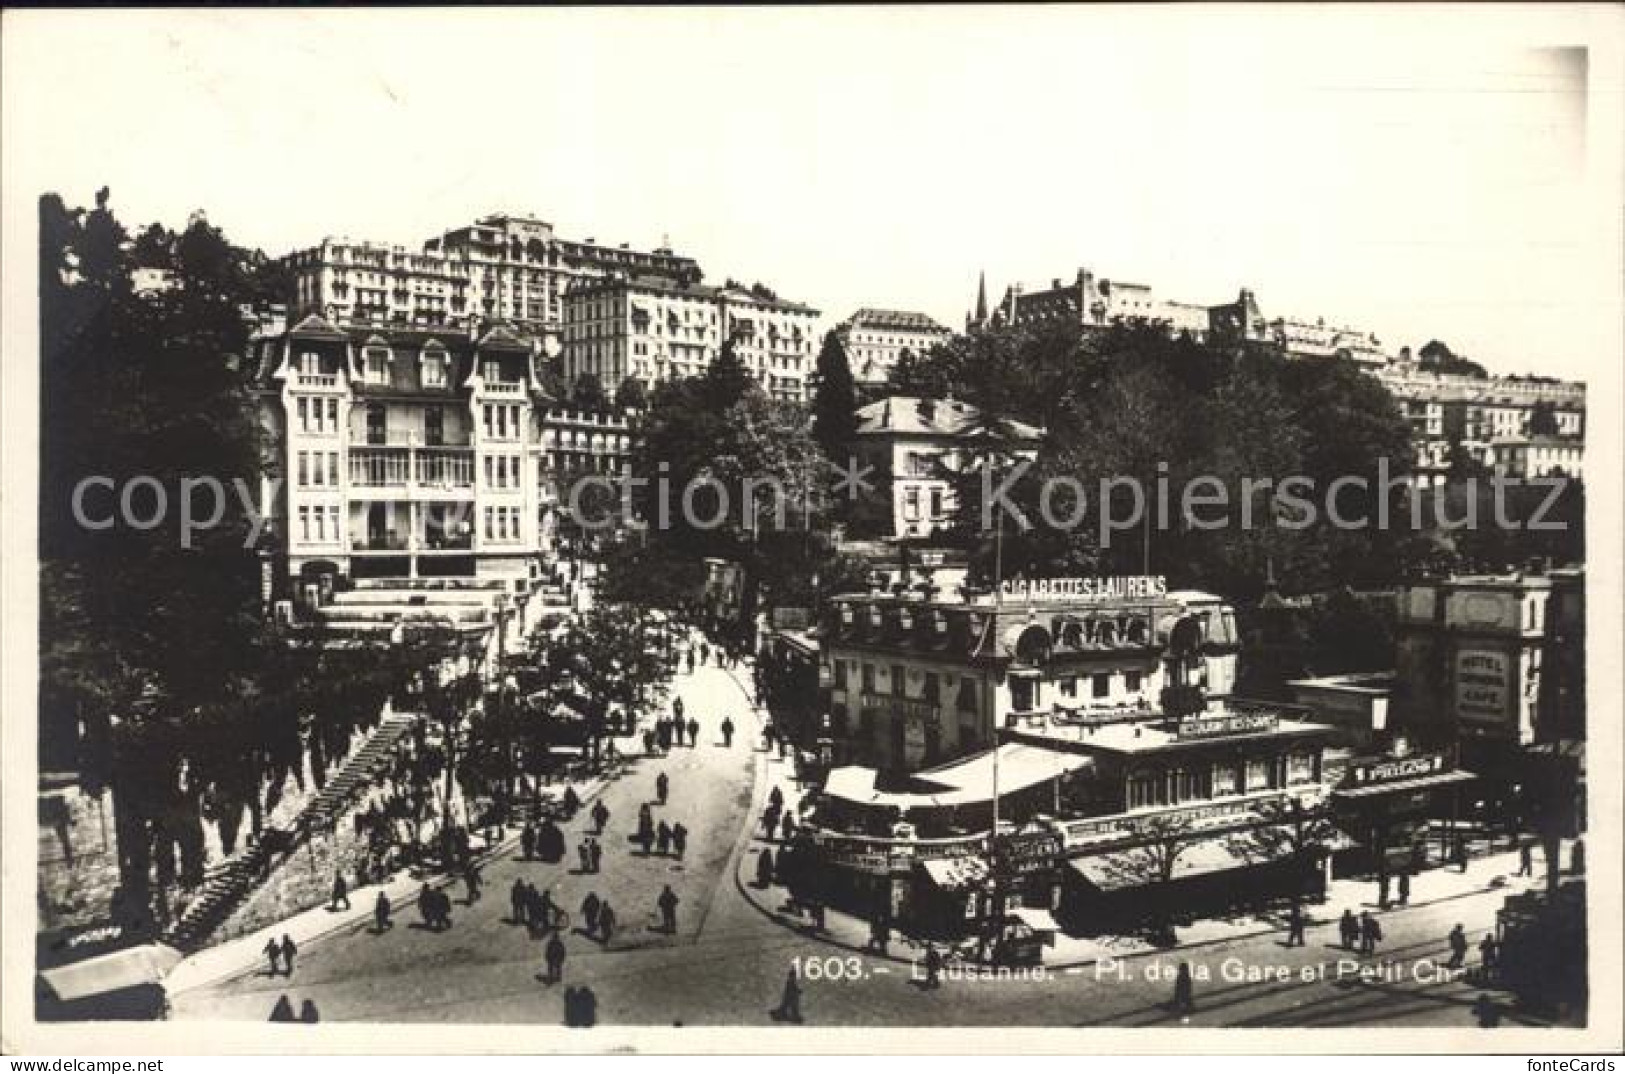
[166,647,1545,1031]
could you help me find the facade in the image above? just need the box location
[1269,316,1390,368]
[561,275,819,402]
[1375,365,1586,487]
[818,576,1237,773]
[831,309,953,391]
[252,314,592,643]
[282,213,700,336]
[850,396,1043,541]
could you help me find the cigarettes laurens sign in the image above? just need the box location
[999,576,1169,601]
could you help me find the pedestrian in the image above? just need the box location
[374,891,393,932]
[1171,962,1195,1014]
[330,870,350,912]
[578,985,598,1027]
[643,729,656,755]
[1446,924,1468,969]
[762,804,781,840]
[578,840,591,873]
[1472,993,1502,1028]
[923,944,942,990]
[279,934,298,976]
[539,887,557,931]
[263,937,282,977]
[672,822,688,861]
[590,837,604,874]
[869,915,890,956]
[592,800,609,835]
[1339,908,1358,950]
[598,901,616,945]
[658,884,680,933]
[780,811,796,843]
[756,847,775,888]
[268,995,295,1022]
[721,717,735,748]
[769,785,785,811]
[674,696,685,721]
[521,823,536,860]
[582,892,601,936]
[545,931,567,984]
[773,967,803,1023]
[564,986,582,1027]
[669,717,682,748]
[1518,840,1533,877]
[562,785,581,818]
[1479,932,1499,974]
[1454,836,1469,873]
[511,878,527,925]
[1398,870,1411,906]
[1359,911,1381,956]
[688,717,700,747]
[638,819,655,857]
[437,888,455,930]
[764,724,777,753]
[299,999,320,1024]
[1285,903,1306,947]
[464,860,483,904]
[657,771,669,805]
[657,820,672,856]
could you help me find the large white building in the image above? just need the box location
[282,213,700,336]
[562,275,819,402]
[832,309,953,392]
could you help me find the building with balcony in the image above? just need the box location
[850,396,1043,541]
[831,309,953,393]
[561,275,819,402]
[253,314,597,643]
[1268,316,1391,368]
[281,213,700,337]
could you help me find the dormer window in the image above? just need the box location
[838,603,854,625]
[898,609,914,631]
[868,606,884,629]
[298,351,320,377]
[360,342,390,385]
[422,345,449,388]
[932,611,948,635]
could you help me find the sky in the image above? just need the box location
[4,6,1620,381]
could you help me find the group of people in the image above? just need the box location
[509,877,561,933]
[261,934,299,977]
[644,713,702,754]
[1338,908,1385,955]
[634,790,690,860]
[574,834,606,873]
[417,882,456,931]
[521,817,567,863]
[683,639,742,673]
[577,891,618,943]
[760,785,798,844]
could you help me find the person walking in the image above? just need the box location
[562,785,581,818]
[762,803,781,841]
[672,822,688,862]
[1479,932,1499,975]
[1171,962,1196,1014]
[510,878,527,925]
[263,937,282,977]
[597,901,616,945]
[539,887,557,932]
[657,820,672,856]
[638,815,655,857]
[1285,903,1306,947]
[1472,993,1502,1028]
[721,716,735,748]
[1359,911,1382,956]
[1446,924,1469,969]
[521,823,536,861]
[688,717,700,748]
[1518,840,1534,877]
[780,811,797,843]
[643,728,657,755]
[592,800,609,836]
[330,871,351,912]
[656,771,670,805]
[922,944,942,990]
[1398,870,1411,906]
[674,696,686,722]
[544,931,567,985]
[773,967,803,1023]
[1338,908,1358,950]
[869,915,891,956]
[464,860,483,904]
[657,884,680,933]
[756,847,775,888]
[374,891,393,932]
[1454,836,1469,873]
[279,935,298,976]
[578,839,592,873]
[582,892,602,937]
[589,837,603,874]
[769,785,785,812]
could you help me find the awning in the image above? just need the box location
[38,944,181,1002]
[823,765,878,803]
[819,745,1091,810]
[1007,905,1061,934]
[1334,769,1476,800]
[1067,838,1255,893]
[920,855,991,891]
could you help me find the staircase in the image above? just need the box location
[162,710,417,952]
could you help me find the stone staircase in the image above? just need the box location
[162,709,417,952]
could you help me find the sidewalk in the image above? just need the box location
[164,771,613,997]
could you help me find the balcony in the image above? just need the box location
[416,451,474,487]
[351,531,410,552]
[295,371,340,389]
[483,379,526,396]
[420,531,474,552]
[350,448,412,487]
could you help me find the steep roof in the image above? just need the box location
[854,395,1043,441]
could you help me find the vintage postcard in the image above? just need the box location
[3,4,1621,1057]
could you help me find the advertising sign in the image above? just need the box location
[1346,751,1447,786]
[1456,649,1511,723]
[1000,576,1169,602]
[1176,712,1279,739]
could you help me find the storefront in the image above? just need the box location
[1330,749,1475,877]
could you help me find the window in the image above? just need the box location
[298,351,320,376]
[923,672,940,705]
[929,488,945,519]
[297,452,309,486]
[956,676,979,714]
[833,659,848,688]
[367,405,386,445]
[425,407,444,447]
[1125,670,1142,693]
[483,507,494,540]
[1127,772,1159,809]
[1287,752,1315,784]
[327,453,338,486]
[1060,676,1077,698]
[1212,762,1239,796]
[325,398,338,433]
[891,664,906,697]
[1245,758,1271,792]
[1092,673,1111,699]
[861,663,876,694]
[297,398,310,432]
[903,486,920,521]
[423,351,448,388]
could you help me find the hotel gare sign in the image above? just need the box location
[999,576,1169,602]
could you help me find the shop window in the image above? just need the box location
[1245,758,1270,792]
[1212,763,1239,796]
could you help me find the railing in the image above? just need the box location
[351,532,409,551]
[350,449,411,486]
[483,380,525,396]
[296,372,339,388]
[421,531,473,551]
[415,453,474,487]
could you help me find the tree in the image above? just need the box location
[614,375,648,412]
[810,332,858,463]
[1096,814,1200,944]
[571,372,608,411]
[1528,401,1560,437]
[1224,796,1342,915]
[702,338,755,413]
